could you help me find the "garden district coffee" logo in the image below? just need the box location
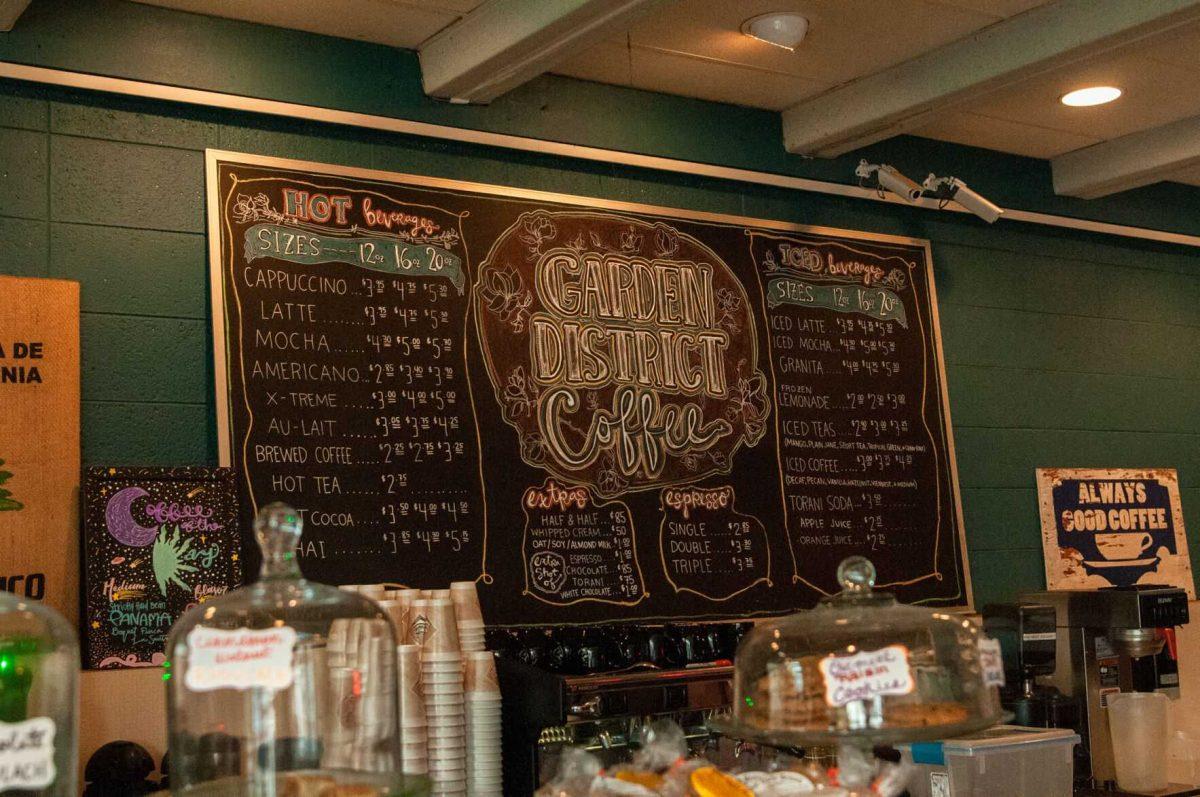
[475,211,768,496]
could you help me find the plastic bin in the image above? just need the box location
[898,725,1079,797]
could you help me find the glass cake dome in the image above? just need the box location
[0,591,78,796]
[711,557,1006,748]
[164,503,423,796]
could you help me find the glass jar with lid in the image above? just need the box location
[165,503,421,795]
[716,557,1004,747]
[0,590,78,796]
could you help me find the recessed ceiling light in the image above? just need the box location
[1060,86,1122,107]
[741,12,809,51]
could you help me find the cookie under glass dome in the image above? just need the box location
[164,503,423,796]
[711,556,1006,748]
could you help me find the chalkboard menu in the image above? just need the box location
[81,466,241,668]
[207,150,970,624]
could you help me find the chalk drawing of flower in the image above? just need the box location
[727,373,771,446]
[502,366,538,421]
[597,468,629,497]
[619,226,643,254]
[152,525,199,597]
[566,232,588,255]
[520,433,549,466]
[881,268,908,291]
[681,453,702,473]
[518,211,557,257]
[429,228,461,249]
[709,450,730,470]
[653,223,680,257]
[231,192,282,224]
[479,266,533,332]
[716,288,743,333]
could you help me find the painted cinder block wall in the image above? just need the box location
[2,1,1200,612]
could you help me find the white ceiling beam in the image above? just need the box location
[781,0,1200,158]
[420,0,663,103]
[1052,115,1200,198]
[0,0,31,32]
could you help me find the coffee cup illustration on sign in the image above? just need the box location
[1095,532,1155,562]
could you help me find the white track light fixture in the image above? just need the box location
[855,160,923,204]
[922,174,1004,223]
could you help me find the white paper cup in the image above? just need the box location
[429,724,465,739]
[429,761,467,772]
[423,671,465,683]
[429,746,466,758]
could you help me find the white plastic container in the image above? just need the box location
[899,725,1079,797]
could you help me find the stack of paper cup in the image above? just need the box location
[450,582,485,653]
[414,598,466,796]
[323,618,396,771]
[384,589,423,645]
[378,599,406,644]
[397,643,428,776]
[464,651,502,796]
[340,583,387,603]
[357,584,387,603]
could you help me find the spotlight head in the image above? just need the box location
[922,174,1004,223]
[856,160,923,204]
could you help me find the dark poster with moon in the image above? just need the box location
[81,466,242,669]
[208,151,971,624]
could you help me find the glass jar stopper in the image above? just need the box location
[837,556,876,593]
[255,502,303,578]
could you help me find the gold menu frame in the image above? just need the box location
[205,148,973,609]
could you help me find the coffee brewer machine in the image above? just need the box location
[984,602,1081,730]
[1019,586,1191,792]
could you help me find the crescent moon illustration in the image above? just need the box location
[105,487,160,547]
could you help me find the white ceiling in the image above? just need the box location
[131,0,1200,189]
[132,0,484,49]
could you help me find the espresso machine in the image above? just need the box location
[1020,586,1192,793]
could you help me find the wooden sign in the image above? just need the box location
[81,467,242,668]
[207,150,970,624]
[1037,467,1194,597]
[0,276,80,621]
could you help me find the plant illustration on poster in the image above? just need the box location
[82,467,243,669]
[0,459,22,511]
[207,151,971,624]
[1037,467,1195,596]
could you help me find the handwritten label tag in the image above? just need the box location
[819,644,915,707]
[978,637,1005,688]
[0,717,57,791]
[185,626,297,692]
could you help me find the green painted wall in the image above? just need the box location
[2,1,1199,608]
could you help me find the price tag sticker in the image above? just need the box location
[819,643,915,707]
[0,717,57,791]
[978,637,1005,688]
[185,626,297,692]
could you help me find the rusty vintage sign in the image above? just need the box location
[1037,467,1194,597]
